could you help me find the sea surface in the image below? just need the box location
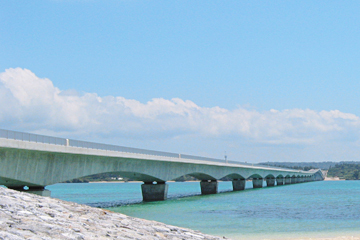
[47,181,360,239]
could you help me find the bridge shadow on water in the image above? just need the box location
[85,182,275,209]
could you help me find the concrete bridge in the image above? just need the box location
[0,129,324,201]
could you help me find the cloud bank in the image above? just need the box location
[0,68,359,148]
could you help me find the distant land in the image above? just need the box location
[262,161,360,180]
[327,163,360,180]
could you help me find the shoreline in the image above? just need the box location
[0,184,360,240]
[324,177,345,181]
[0,187,226,239]
[229,235,360,240]
[1,186,360,240]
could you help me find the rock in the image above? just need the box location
[0,187,229,240]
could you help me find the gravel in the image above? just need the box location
[0,187,228,240]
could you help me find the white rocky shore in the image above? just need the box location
[0,187,227,240]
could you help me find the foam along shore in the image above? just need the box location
[0,187,227,240]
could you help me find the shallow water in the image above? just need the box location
[48,181,360,239]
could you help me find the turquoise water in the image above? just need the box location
[47,181,360,239]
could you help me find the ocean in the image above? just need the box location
[47,180,360,239]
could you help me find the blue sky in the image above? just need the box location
[1,1,360,162]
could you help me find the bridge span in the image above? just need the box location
[0,129,324,201]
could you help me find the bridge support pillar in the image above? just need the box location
[200,180,218,195]
[285,177,291,185]
[8,186,51,197]
[276,177,284,185]
[291,177,298,184]
[232,179,246,191]
[252,178,263,188]
[141,182,168,202]
[265,178,275,187]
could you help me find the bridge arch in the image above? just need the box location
[265,174,275,179]
[223,173,246,180]
[248,173,263,180]
[248,173,264,188]
[187,172,216,181]
[66,171,166,183]
[275,174,285,185]
[114,171,164,182]
[264,174,276,187]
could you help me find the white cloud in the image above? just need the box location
[1,67,360,146]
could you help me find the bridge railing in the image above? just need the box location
[0,128,301,172]
[68,140,267,167]
[0,129,67,145]
[68,139,180,158]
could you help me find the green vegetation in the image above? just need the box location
[327,163,360,180]
[262,161,360,180]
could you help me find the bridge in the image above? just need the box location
[0,129,324,201]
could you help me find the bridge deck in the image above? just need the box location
[0,129,324,201]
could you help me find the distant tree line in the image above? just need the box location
[327,163,360,180]
[261,161,360,172]
[262,161,360,180]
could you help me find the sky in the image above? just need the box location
[1,1,360,163]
